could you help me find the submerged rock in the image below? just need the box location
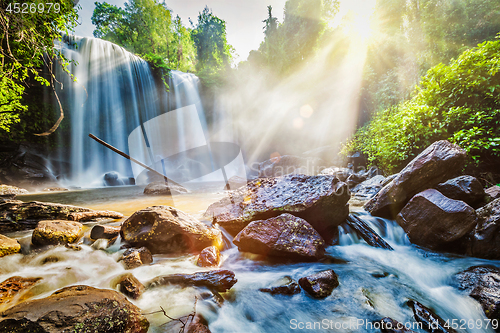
[408,300,457,333]
[120,206,222,254]
[435,175,485,207]
[396,189,476,251]
[455,266,500,320]
[90,224,121,240]
[31,220,84,246]
[466,198,500,259]
[147,270,237,293]
[0,234,21,257]
[259,276,301,296]
[233,214,325,261]
[186,314,211,333]
[120,247,153,270]
[197,246,220,267]
[0,276,41,310]
[0,200,123,232]
[143,181,189,195]
[0,285,149,333]
[298,269,339,299]
[204,174,350,240]
[380,317,417,333]
[365,140,467,218]
[115,273,145,300]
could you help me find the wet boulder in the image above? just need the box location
[120,206,222,254]
[408,300,456,333]
[187,315,211,333]
[0,285,149,333]
[233,214,325,261]
[31,220,84,246]
[257,155,325,178]
[298,269,339,299]
[486,186,500,201]
[197,246,220,267]
[143,181,189,195]
[147,270,237,293]
[380,317,417,333]
[0,200,123,232]
[346,173,368,188]
[466,198,500,259]
[204,174,350,240]
[0,234,21,257]
[396,189,476,251]
[455,265,500,320]
[114,273,145,300]
[0,276,41,311]
[435,175,485,207]
[120,247,153,270]
[365,140,467,218]
[350,175,386,202]
[259,276,301,296]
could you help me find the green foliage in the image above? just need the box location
[190,6,233,88]
[92,0,196,73]
[343,36,500,173]
[0,0,78,135]
[142,53,170,91]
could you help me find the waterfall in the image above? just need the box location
[52,36,210,187]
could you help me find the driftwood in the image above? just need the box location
[68,211,123,221]
[345,214,394,250]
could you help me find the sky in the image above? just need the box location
[72,0,374,63]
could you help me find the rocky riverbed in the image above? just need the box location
[0,140,500,332]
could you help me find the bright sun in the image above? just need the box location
[332,0,377,41]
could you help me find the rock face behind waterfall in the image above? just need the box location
[396,189,477,251]
[233,214,325,261]
[365,140,467,218]
[0,285,149,333]
[204,174,350,239]
[120,206,222,254]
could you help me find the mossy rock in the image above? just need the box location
[31,220,84,246]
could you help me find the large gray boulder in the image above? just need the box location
[435,175,485,207]
[233,213,325,261]
[120,206,222,254]
[0,285,149,333]
[365,140,467,218]
[204,174,350,240]
[396,189,476,251]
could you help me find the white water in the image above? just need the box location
[3,190,499,333]
[52,36,211,187]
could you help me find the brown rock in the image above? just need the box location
[466,198,500,259]
[187,315,211,333]
[486,185,500,201]
[31,220,84,246]
[365,140,467,218]
[143,181,189,195]
[90,224,121,240]
[380,317,417,333]
[204,174,350,240]
[0,285,149,333]
[0,276,41,311]
[435,175,486,207]
[147,270,237,293]
[298,269,339,299]
[0,234,21,257]
[120,247,153,269]
[233,214,325,261]
[0,200,122,232]
[115,273,145,300]
[120,206,222,254]
[396,189,476,251]
[197,246,220,267]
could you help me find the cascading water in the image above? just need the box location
[52,36,210,187]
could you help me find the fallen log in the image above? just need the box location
[345,214,393,250]
[68,211,123,221]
